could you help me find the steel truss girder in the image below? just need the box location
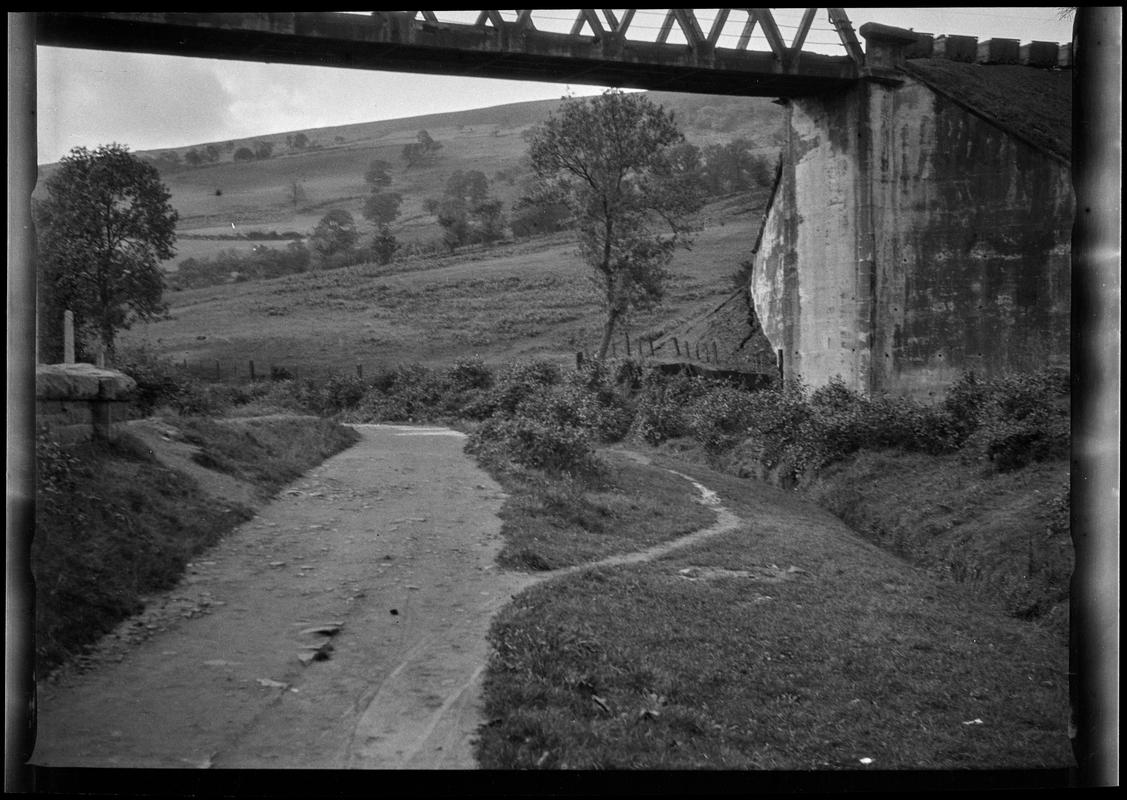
[35,10,864,98]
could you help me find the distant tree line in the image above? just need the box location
[424,170,506,251]
[171,242,312,290]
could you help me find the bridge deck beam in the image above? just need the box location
[34,11,860,98]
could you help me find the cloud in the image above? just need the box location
[37,48,238,163]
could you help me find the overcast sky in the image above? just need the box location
[35,7,1076,165]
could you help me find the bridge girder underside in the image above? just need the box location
[35,10,865,98]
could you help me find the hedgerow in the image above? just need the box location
[108,351,1068,483]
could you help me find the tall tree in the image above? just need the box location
[309,209,359,264]
[526,90,704,359]
[36,143,178,363]
[362,192,403,227]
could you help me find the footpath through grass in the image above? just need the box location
[489,451,715,571]
[475,451,1072,772]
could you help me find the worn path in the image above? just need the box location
[31,424,536,770]
[30,425,742,771]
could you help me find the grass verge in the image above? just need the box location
[32,416,359,672]
[475,457,1071,771]
[173,415,361,492]
[486,451,715,572]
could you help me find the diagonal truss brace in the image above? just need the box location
[558,9,866,69]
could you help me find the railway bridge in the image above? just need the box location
[7,9,1120,789]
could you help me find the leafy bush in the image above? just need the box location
[466,414,599,477]
[947,368,1070,471]
[352,364,456,422]
[463,359,563,420]
[116,344,199,415]
[684,384,760,454]
[628,369,709,445]
[448,357,495,392]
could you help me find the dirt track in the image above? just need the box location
[31,423,539,769]
[31,423,743,771]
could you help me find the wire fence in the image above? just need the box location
[176,331,780,386]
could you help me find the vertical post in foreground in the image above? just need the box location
[6,12,37,792]
[1070,6,1121,787]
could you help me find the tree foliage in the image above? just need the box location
[171,241,311,290]
[309,209,359,263]
[402,129,443,168]
[364,158,393,186]
[526,90,704,359]
[36,143,178,362]
[370,226,401,266]
[362,191,403,227]
[700,138,774,195]
[425,170,506,251]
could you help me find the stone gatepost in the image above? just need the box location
[35,363,138,443]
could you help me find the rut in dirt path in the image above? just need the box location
[29,426,743,772]
[31,424,535,770]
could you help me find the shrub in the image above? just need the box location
[515,382,632,445]
[467,414,599,477]
[447,357,495,392]
[463,359,562,420]
[629,369,709,445]
[948,368,1071,471]
[353,364,455,422]
[116,344,198,415]
[685,384,760,454]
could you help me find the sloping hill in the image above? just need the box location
[37,91,785,270]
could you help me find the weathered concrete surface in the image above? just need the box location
[35,363,137,400]
[751,61,1072,398]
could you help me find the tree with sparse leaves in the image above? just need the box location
[526,90,704,359]
[364,159,393,186]
[402,129,443,168]
[36,143,178,363]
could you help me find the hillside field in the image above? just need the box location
[37,91,785,273]
[122,194,768,375]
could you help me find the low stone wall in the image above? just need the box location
[36,363,138,444]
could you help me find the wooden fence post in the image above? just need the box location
[215,360,221,380]
[356,364,363,379]
[649,337,655,357]
[249,360,255,380]
[673,337,680,356]
[576,351,585,369]
[624,331,631,359]
[712,341,719,363]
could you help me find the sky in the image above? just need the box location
[34,8,1076,165]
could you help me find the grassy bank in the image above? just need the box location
[482,452,715,572]
[33,415,359,672]
[119,347,1072,623]
[91,350,1073,769]
[474,458,1071,770]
